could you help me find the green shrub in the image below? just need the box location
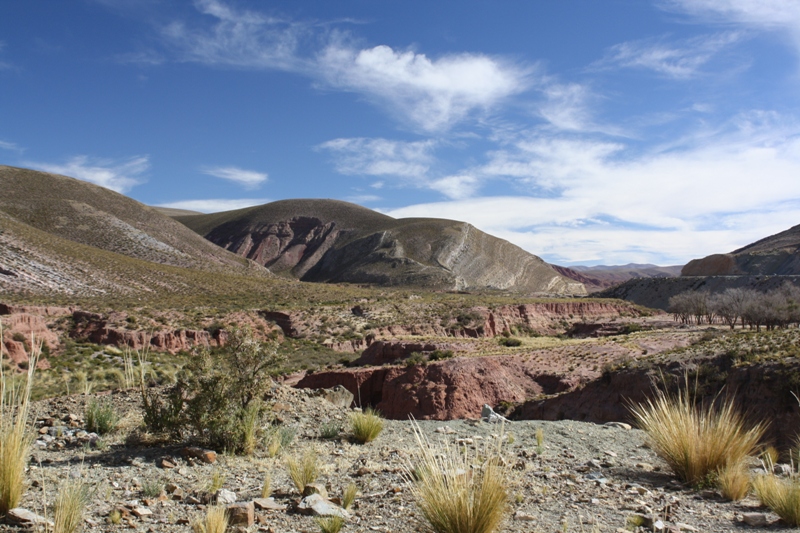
[85,400,120,435]
[428,350,454,361]
[498,337,522,347]
[405,352,427,367]
[320,420,343,439]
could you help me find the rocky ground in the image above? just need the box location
[3,384,798,533]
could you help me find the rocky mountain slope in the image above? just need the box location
[177,199,586,295]
[682,223,800,276]
[554,263,682,292]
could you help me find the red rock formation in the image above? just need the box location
[0,304,74,316]
[355,340,476,366]
[296,355,586,420]
[0,313,61,351]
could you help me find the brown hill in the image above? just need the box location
[682,223,800,276]
[177,199,586,295]
[554,263,681,292]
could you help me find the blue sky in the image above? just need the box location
[2,1,800,266]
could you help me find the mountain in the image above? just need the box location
[553,263,682,292]
[682,224,800,276]
[176,199,586,295]
[0,166,268,297]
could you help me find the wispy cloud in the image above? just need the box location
[0,41,12,70]
[0,140,23,153]
[201,165,268,189]
[317,44,531,132]
[344,194,382,204]
[27,155,149,193]
[662,1,800,52]
[318,137,435,179]
[162,0,308,71]
[155,198,269,213]
[596,32,742,78]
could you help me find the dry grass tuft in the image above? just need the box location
[629,385,765,486]
[53,477,91,533]
[753,474,800,526]
[0,324,39,515]
[192,505,229,533]
[717,460,751,501]
[286,448,318,494]
[342,483,358,510]
[349,407,384,444]
[316,515,345,533]
[261,472,272,499]
[404,421,510,533]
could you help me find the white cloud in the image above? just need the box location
[662,0,800,51]
[318,138,435,178]
[28,155,149,193]
[317,44,530,132]
[0,140,22,153]
[598,32,742,78]
[155,198,269,213]
[201,165,268,188]
[429,174,480,200]
[383,116,800,264]
[162,0,307,71]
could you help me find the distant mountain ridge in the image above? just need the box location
[682,224,800,276]
[177,199,586,295]
[553,263,682,292]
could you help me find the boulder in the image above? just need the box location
[297,494,349,518]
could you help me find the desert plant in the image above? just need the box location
[535,427,545,455]
[122,347,136,389]
[717,460,751,501]
[261,473,271,499]
[349,407,384,444]
[316,515,345,533]
[498,337,522,347]
[264,425,296,457]
[53,477,91,533]
[753,474,800,526]
[762,446,780,470]
[205,469,226,493]
[108,509,122,525]
[404,421,510,533]
[241,401,262,456]
[286,449,318,494]
[85,400,120,435]
[629,384,766,485]
[320,420,343,439]
[0,326,39,515]
[192,504,229,533]
[141,478,163,498]
[342,483,358,510]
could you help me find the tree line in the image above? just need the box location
[668,283,800,331]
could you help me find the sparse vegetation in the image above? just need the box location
[498,337,522,347]
[85,400,120,435]
[192,505,229,533]
[342,483,358,510]
[350,407,384,444]
[717,460,751,501]
[320,420,343,439]
[53,477,91,533]
[0,326,39,515]
[261,473,272,499]
[286,448,319,494]
[404,421,510,533]
[316,515,345,533]
[753,474,800,526]
[629,384,766,486]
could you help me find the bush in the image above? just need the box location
[405,352,427,367]
[498,337,522,347]
[428,350,454,361]
[319,420,343,439]
[85,400,120,435]
[350,407,384,444]
[753,475,800,526]
[629,385,765,486]
[140,327,284,453]
[404,421,510,533]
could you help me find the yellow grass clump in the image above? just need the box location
[717,460,751,501]
[53,477,91,533]
[753,474,800,526]
[192,505,229,533]
[0,323,39,515]
[404,421,510,533]
[349,407,384,444]
[629,385,765,486]
[286,448,319,494]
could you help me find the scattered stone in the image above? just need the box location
[742,513,768,527]
[603,422,632,430]
[480,404,508,424]
[253,498,287,511]
[297,494,350,518]
[322,385,354,408]
[636,462,654,471]
[774,463,793,476]
[303,483,328,499]
[215,489,237,505]
[226,502,255,527]
[514,511,536,521]
[158,458,176,469]
[7,508,54,528]
[181,446,217,464]
[130,507,153,518]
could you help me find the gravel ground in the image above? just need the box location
[3,385,798,533]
